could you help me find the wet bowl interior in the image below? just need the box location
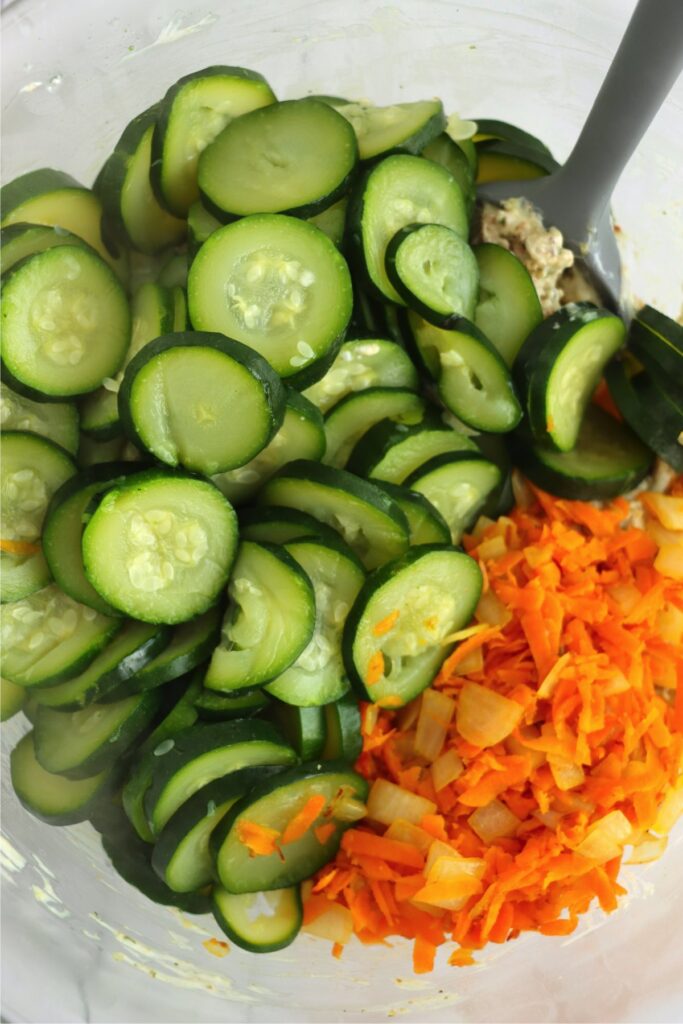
[2,1,682,1021]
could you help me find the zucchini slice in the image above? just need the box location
[346,416,477,484]
[1,676,26,721]
[260,460,409,570]
[268,702,326,760]
[321,692,363,762]
[1,431,76,603]
[605,361,683,472]
[472,118,554,157]
[307,197,347,248]
[1,245,131,400]
[95,105,186,254]
[472,243,543,367]
[211,761,368,893]
[475,139,559,185]
[188,214,353,385]
[343,545,482,707]
[406,451,502,544]
[11,731,111,826]
[628,305,683,389]
[119,332,286,475]
[152,66,277,217]
[212,885,302,953]
[515,303,625,452]
[34,689,161,779]
[302,337,419,415]
[198,99,357,219]
[187,200,222,257]
[348,153,468,303]
[205,541,316,693]
[0,380,79,455]
[323,387,425,469]
[422,134,476,218]
[0,584,120,688]
[265,538,365,707]
[143,719,296,834]
[195,687,270,721]
[238,506,343,548]
[373,481,451,546]
[212,390,325,506]
[128,605,222,693]
[82,469,238,624]
[510,406,653,500]
[1,223,89,278]
[385,223,479,323]
[333,99,445,160]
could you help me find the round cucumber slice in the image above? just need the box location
[1,676,26,721]
[472,243,543,367]
[347,416,477,484]
[82,469,238,624]
[238,506,343,548]
[212,885,302,953]
[373,480,451,546]
[406,451,502,544]
[343,545,482,707]
[188,214,353,384]
[119,333,286,475]
[385,222,479,323]
[333,99,445,160]
[1,223,91,278]
[11,731,110,825]
[323,387,425,469]
[302,337,419,415]
[0,381,79,455]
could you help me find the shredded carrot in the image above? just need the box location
[304,474,683,973]
[281,795,326,845]
[314,823,337,846]
[237,820,281,857]
[0,538,41,556]
[373,610,400,637]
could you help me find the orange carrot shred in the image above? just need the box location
[281,795,326,845]
[0,538,41,556]
[237,820,281,857]
[366,651,385,686]
[373,610,400,636]
[314,823,336,846]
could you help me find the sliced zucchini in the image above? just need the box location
[11,731,110,825]
[1,431,76,603]
[510,406,653,500]
[212,390,325,506]
[1,676,26,721]
[407,312,522,432]
[42,461,136,614]
[472,243,543,367]
[321,692,362,762]
[475,139,559,185]
[188,200,222,257]
[119,332,286,475]
[373,480,451,546]
[199,99,357,219]
[302,338,419,415]
[0,168,126,274]
[422,134,476,215]
[473,118,553,157]
[129,605,222,693]
[333,99,445,159]
[385,223,479,324]
[82,469,238,624]
[307,198,347,248]
[1,246,130,400]
[212,762,368,893]
[188,214,353,385]
[605,361,683,472]
[143,719,297,834]
[205,541,316,693]
[95,105,186,254]
[260,460,409,570]
[343,545,482,706]
[194,687,270,721]
[406,451,502,544]
[32,620,169,710]
[265,538,365,707]
[77,434,125,468]
[515,304,625,452]
[171,286,187,331]
[346,415,477,484]
[268,702,326,760]
[152,768,279,893]
[628,305,683,388]
[152,66,276,217]
[0,585,120,688]
[348,153,468,303]
[1,222,90,277]
[0,380,79,455]
[157,252,188,289]
[212,885,302,953]
[238,506,343,548]
[34,689,161,779]
[323,387,425,469]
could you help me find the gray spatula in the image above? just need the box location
[478,0,683,311]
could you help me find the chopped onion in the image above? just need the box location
[656,602,683,646]
[414,688,456,761]
[366,778,436,827]
[428,854,485,884]
[475,590,512,627]
[414,854,485,910]
[511,470,534,508]
[641,493,683,530]
[396,694,422,732]
[626,832,668,864]
[303,902,353,944]
[456,682,523,747]
[475,535,507,560]
[573,810,632,862]
[654,543,683,581]
[425,839,461,875]
[607,582,641,615]
[471,515,496,540]
[430,748,465,791]
[506,729,546,770]
[456,647,484,675]
[601,668,631,696]
[384,819,434,853]
[468,799,521,842]
[548,754,585,791]
[534,809,562,829]
[332,795,367,823]
[653,780,683,835]
[645,515,683,548]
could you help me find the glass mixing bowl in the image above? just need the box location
[2,1,682,1020]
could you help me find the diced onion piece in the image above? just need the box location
[607,582,641,615]
[396,694,422,732]
[456,682,523,747]
[534,809,562,829]
[654,543,683,581]
[431,748,465,791]
[384,819,434,853]
[602,668,631,696]
[457,647,484,675]
[468,799,521,842]
[332,794,367,823]
[366,779,437,827]
[409,899,447,918]
[548,755,585,791]
[653,780,683,835]
[414,855,485,910]
[303,902,353,944]
[474,590,512,627]
[641,493,683,530]
[470,515,495,540]
[645,516,683,548]
[506,729,546,770]
[414,688,456,761]
[656,602,683,646]
[511,470,534,509]
[626,832,668,864]
[573,810,632,863]
[428,855,485,884]
[475,535,507,561]
[361,702,380,736]
[424,839,461,876]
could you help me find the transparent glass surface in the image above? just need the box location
[2,1,682,1020]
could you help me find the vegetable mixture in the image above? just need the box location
[1,64,682,972]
